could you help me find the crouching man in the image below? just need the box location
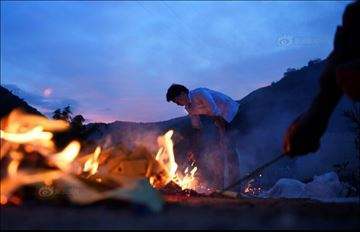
[166,84,241,188]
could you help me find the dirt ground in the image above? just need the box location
[1,195,359,230]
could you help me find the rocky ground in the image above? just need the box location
[1,194,359,230]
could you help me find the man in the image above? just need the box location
[283,1,360,157]
[166,84,241,187]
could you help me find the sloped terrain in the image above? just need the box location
[0,85,43,118]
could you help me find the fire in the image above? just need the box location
[244,178,262,195]
[0,109,81,174]
[172,163,198,190]
[151,130,198,190]
[83,146,101,176]
[0,109,199,207]
[8,151,23,178]
[0,110,74,204]
[0,126,53,143]
[1,195,8,205]
[0,109,68,160]
[49,141,81,172]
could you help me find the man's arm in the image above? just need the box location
[195,89,230,134]
[195,89,222,117]
[283,0,360,157]
[283,52,343,156]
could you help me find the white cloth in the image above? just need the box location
[258,172,352,202]
[185,88,239,128]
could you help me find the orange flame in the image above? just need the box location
[49,141,81,172]
[83,146,101,176]
[151,130,198,190]
[1,195,8,205]
[0,126,53,143]
[0,109,199,207]
[8,151,23,178]
[0,110,74,205]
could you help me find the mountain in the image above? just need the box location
[0,85,43,118]
[86,59,357,188]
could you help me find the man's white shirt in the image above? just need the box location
[185,88,239,128]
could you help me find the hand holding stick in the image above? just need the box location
[218,153,286,194]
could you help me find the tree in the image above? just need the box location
[52,106,73,122]
[284,68,297,76]
[62,105,72,122]
[52,108,87,148]
[308,58,322,67]
[52,109,63,120]
[70,115,85,132]
[71,115,85,127]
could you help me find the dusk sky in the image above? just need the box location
[1,1,350,123]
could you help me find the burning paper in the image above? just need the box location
[0,109,164,211]
[150,130,198,190]
[0,109,200,211]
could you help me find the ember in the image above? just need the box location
[244,179,262,196]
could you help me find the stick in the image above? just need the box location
[219,153,286,194]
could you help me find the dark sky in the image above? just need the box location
[1,1,350,123]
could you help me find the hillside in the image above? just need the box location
[0,85,43,118]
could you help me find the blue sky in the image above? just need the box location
[0,1,350,123]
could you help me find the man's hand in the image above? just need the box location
[283,111,324,157]
[212,116,226,135]
[336,60,360,102]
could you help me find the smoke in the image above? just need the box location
[232,95,356,188]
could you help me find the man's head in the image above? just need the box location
[166,84,190,106]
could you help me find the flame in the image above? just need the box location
[8,151,23,178]
[1,195,8,205]
[3,109,68,133]
[0,109,68,160]
[0,109,199,207]
[0,126,53,143]
[151,130,198,190]
[83,146,101,176]
[1,170,64,205]
[173,163,198,190]
[155,130,177,182]
[0,109,74,205]
[49,141,81,172]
